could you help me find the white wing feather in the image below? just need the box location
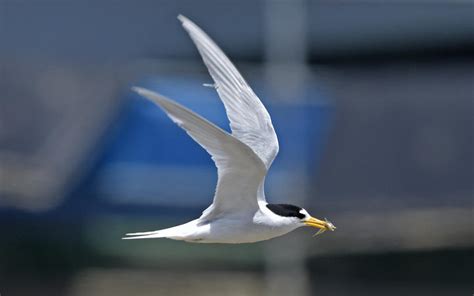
[132,87,267,217]
[178,15,279,169]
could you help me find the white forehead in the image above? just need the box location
[299,208,309,217]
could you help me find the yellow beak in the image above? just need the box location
[304,216,336,232]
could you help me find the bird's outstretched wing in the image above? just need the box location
[133,87,267,217]
[178,15,279,169]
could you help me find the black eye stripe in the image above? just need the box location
[266,204,305,219]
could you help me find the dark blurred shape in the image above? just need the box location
[0,60,120,211]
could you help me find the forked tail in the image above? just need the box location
[122,229,168,240]
[122,222,194,240]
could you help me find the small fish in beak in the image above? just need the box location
[304,216,336,236]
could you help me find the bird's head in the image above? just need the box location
[266,204,336,235]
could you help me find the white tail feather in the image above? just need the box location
[122,231,168,240]
[125,230,160,236]
[122,221,198,240]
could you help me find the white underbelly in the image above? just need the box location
[187,219,298,244]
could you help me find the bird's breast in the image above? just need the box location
[193,217,298,244]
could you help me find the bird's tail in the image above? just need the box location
[122,230,166,240]
[122,222,193,240]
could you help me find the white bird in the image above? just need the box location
[123,15,335,243]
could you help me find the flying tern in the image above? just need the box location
[123,15,335,243]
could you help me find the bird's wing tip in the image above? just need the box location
[131,86,146,95]
[177,14,188,23]
[131,86,160,101]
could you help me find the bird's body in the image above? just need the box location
[126,203,303,243]
[123,15,335,244]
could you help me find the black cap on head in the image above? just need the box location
[266,204,306,219]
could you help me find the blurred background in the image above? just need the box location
[1,1,473,295]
